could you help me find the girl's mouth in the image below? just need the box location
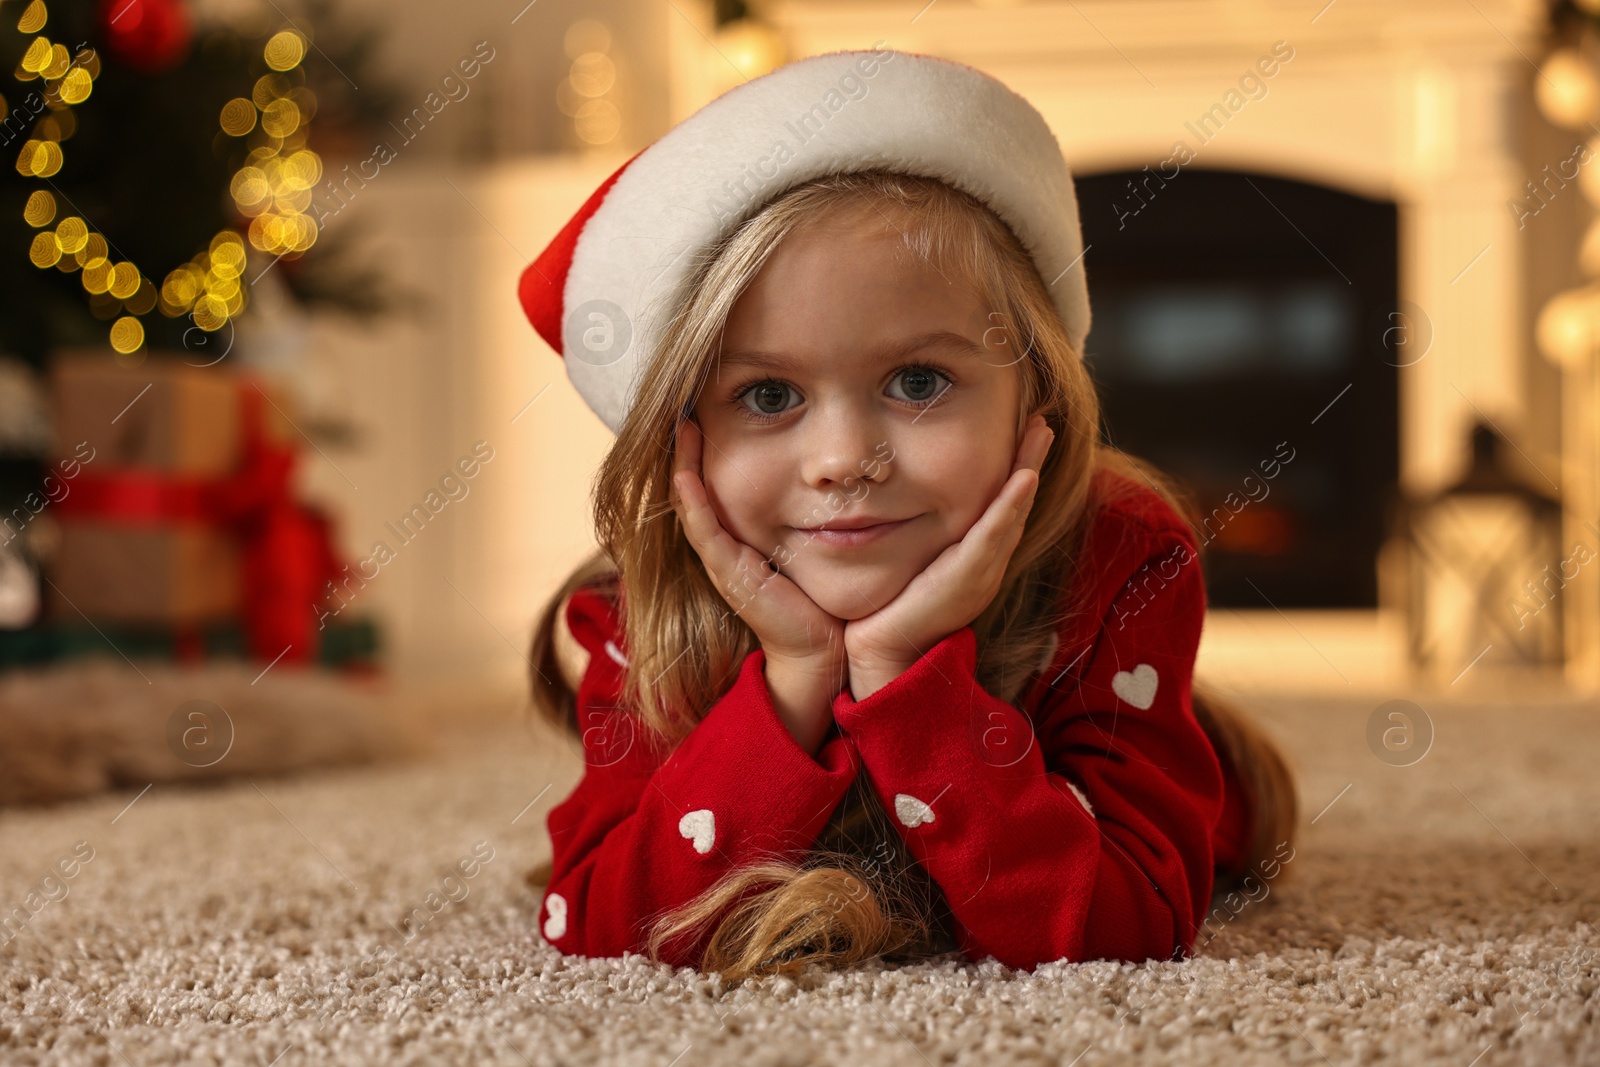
[794,516,916,548]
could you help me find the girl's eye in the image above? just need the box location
[732,364,955,423]
[887,365,953,406]
[736,380,800,420]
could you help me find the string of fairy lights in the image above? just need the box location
[9,0,323,357]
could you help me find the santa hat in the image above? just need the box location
[518,47,1090,435]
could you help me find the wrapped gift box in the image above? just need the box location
[50,347,244,474]
[49,347,297,461]
[49,524,239,624]
[45,350,257,625]
[42,349,338,662]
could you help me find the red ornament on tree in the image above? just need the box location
[98,0,193,75]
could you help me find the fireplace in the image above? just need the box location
[1075,168,1400,610]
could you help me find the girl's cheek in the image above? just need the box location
[704,478,770,545]
[912,430,999,507]
[698,472,735,529]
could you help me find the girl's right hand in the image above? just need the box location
[670,417,846,680]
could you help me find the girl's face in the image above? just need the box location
[690,206,1029,622]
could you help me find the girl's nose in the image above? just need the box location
[797,402,887,493]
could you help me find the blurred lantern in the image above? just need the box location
[1538,284,1600,370]
[559,19,623,148]
[709,4,786,99]
[97,0,193,75]
[1396,421,1565,682]
[1536,48,1600,129]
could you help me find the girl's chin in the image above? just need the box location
[789,570,911,622]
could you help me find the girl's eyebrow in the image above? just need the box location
[716,330,983,374]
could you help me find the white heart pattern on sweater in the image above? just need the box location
[894,793,936,828]
[1065,780,1094,816]
[679,809,716,854]
[543,892,568,941]
[1111,663,1158,710]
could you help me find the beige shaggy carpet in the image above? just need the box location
[0,658,422,808]
[1,674,1596,1066]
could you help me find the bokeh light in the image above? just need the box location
[23,189,56,227]
[264,30,306,73]
[109,315,145,354]
[11,14,326,349]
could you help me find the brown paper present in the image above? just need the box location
[45,522,239,625]
[50,348,242,474]
[43,350,301,626]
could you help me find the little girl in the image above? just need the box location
[518,48,1298,981]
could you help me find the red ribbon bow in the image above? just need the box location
[57,375,344,665]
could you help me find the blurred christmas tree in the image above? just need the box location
[0,0,402,649]
[0,0,401,365]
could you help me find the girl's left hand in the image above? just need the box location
[844,413,1055,698]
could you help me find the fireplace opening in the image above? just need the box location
[1074,168,1400,609]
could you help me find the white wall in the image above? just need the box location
[286,156,627,688]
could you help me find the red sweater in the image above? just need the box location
[539,467,1253,971]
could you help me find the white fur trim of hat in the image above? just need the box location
[518,46,1090,435]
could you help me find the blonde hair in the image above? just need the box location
[527,169,1297,981]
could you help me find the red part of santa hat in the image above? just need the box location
[518,150,640,355]
[517,47,1090,434]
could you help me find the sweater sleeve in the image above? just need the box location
[540,594,860,966]
[830,526,1227,971]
